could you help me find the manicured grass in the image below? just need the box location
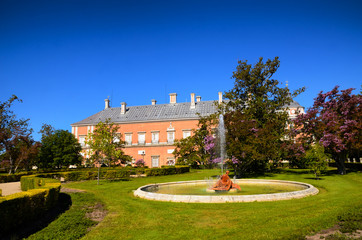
[64,169,362,240]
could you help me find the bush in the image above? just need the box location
[104,170,130,180]
[37,169,130,182]
[0,172,33,183]
[145,165,190,176]
[135,159,146,168]
[21,176,49,191]
[26,192,102,240]
[0,176,61,235]
[329,162,362,171]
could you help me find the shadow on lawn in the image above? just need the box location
[2,193,72,240]
[230,168,358,180]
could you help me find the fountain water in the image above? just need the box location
[133,109,320,203]
[218,114,226,175]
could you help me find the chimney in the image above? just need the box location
[105,98,110,109]
[190,93,196,109]
[169,93,177,104]
[121,102,126,114]
[196,96,201,102]
[151,99,157,105]
[218,92,223,104]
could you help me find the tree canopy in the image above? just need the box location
[222,57,304,174]
[0,95,35,173]
[85,119,130,167]
[38,128,82,169]
[293,86,361,174]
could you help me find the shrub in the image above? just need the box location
[329,162,362,171]
[26,192,101,240]
[36,169,129,182]
[145,165,190,176]
[0,172,33,183]
[0,176,61,235]
[135,159,146,168]
[104,170,130,180]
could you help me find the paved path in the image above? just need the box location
[0,182,21,196]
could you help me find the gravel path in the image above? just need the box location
[0,182,21,196]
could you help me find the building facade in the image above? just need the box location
[71,93,221,167]
[71,92,304,167]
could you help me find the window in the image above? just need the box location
[167,158,175,166]
[183,130,191,138]
[138,132,145,145]
[152,131,159,144]
[79,136,86,147]
[113,133,120,143]
[167,131,175,144]
[125,133,132,145]
[151,156,159,167]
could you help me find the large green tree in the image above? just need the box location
[0,95,34,173]
[85,119,129,167]
[39,129,82,169]
[222,57,304,174]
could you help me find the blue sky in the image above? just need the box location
[1,0,361,141]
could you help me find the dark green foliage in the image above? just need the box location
[222,57,304,174]
[0,176,61,235]
[26,192,101,240]
[37,169,130,181]
[39,129,82,169]
[329,162,362,171]
[304,143,328,179]
[145,166,190,176]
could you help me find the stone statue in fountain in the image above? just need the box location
[210,171,241,191]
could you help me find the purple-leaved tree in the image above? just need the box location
[294,86,361,174]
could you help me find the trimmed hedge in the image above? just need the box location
[1,166,185,184]
[0,176,61,235]
[0,172,34,183]
[329,162,362,171]
[37,169,131,182]
[145,165,190,176]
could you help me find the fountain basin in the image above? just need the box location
[134,179,319,203]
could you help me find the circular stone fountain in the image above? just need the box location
[134,179,319,203]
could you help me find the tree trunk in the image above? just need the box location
[8,156,13,174]
[334,154,347,175]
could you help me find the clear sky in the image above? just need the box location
[1,0,361,141]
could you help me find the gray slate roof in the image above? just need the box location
[71,99,304,126]
[71,101,218,126]
[285,100,304,109]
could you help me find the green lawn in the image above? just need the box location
[63,169,362,240]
